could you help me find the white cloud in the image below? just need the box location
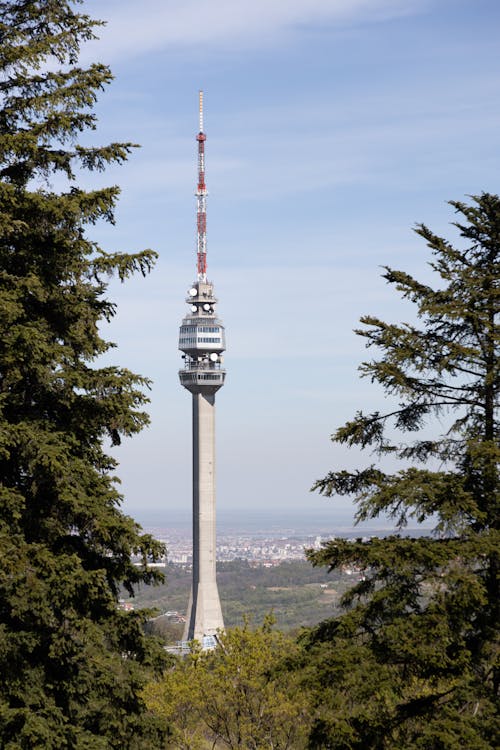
[83,0,425,60]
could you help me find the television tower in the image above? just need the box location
[178,91,226,645]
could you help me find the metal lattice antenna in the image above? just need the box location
[196,90,207,282]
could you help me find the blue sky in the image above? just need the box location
[77,0,500,528]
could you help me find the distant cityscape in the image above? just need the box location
[140,525,430,567]
[122,525,433,617]
[146,527,326,566]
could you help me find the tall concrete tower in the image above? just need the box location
[178,91,225,645]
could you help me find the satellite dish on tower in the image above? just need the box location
[189,288,197,297]
[209,353,218,362]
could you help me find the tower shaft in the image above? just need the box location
[183,392,224,641]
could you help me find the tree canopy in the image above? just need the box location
[144,618,311,749]
[0,1,167,746]
[306,194,499,749]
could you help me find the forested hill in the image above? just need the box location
[127,559,358,638]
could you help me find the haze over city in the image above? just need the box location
[76,0,500,528]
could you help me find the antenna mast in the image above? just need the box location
[196,90,207,282]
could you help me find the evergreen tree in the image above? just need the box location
[306,195,499,749]
[0,1,167,746]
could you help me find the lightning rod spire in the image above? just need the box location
[199,89,204,133]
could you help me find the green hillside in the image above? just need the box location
[127,560,359,642]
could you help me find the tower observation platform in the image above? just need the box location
[179,281,226,393]
[178,92,226,646]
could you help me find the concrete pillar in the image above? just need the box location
[183,391,224,641]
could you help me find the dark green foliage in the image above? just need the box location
[307,196,499,749]
[0,1,167,746]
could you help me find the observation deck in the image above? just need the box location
[179,363,226,391]
[178,280,226,394]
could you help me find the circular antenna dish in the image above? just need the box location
[203,303,211,311]
[209,353,218,362]
[190,305,198,312]
[189,288,197,297]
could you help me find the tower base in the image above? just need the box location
[183,580,224,643]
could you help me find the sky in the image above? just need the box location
[74,0,500,529]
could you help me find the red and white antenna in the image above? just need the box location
[196,90,207,282]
